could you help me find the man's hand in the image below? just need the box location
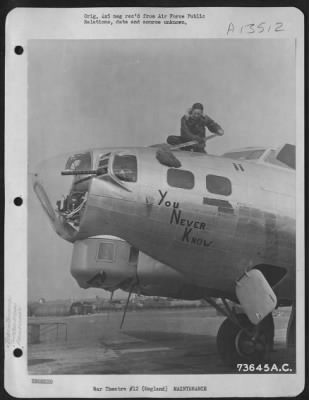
[195,136,206,144]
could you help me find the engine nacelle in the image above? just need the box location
[70,236,205,299]
[70,236,137,291]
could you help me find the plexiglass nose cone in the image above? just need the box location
[32,151,93,241]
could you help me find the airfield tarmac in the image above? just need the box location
[28,307,295,374]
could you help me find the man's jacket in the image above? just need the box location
[180,113,223,142]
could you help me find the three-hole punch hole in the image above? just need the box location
[14,46,24,55]
[14,197,23,206]
[13,348,23,358]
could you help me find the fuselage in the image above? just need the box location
[33,146,296,303]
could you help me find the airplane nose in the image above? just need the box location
[32,153,92,242]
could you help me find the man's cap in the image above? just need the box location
[192,102,204,111]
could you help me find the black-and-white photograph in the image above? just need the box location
[28,37,297,373]
[5,7,305,398]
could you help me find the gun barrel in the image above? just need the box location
[61,170,97,176]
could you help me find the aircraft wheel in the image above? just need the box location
[216,314,274,368]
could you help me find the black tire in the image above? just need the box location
[262,313,275,350]
[216,314,274,368]
[216,317,242,367]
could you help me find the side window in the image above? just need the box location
[97,242,114,262]
[167,169,194,189]
[113,155,137,182]
[97,152,111,175]
[206,175,232,196]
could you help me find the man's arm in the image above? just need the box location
[203,115,224,136]
[180,116,204,143]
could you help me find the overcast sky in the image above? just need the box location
[28,39,295,301]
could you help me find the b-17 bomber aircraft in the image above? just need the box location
[32,139,296,367]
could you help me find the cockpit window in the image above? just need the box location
[113,154,137,182]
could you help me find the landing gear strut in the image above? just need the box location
[286,303,296,347]
[216,313,274,367]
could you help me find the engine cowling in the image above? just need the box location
[71,236,136,291]
[70,236,205,300]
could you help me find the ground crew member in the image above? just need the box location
[180,103,224,153]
